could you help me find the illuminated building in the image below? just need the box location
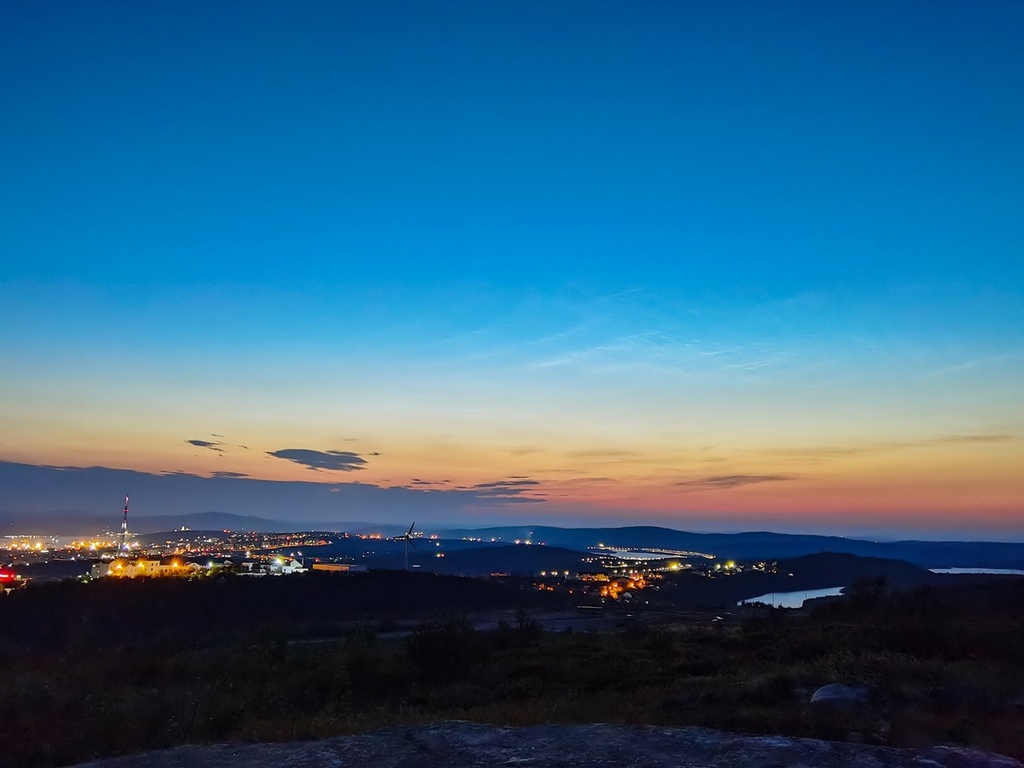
[93,557,200,578]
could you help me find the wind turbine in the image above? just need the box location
[396,521,416,570]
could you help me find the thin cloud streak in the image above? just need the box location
[762,434,1015,463]
[187,439,224,452]
[677,474,796,490]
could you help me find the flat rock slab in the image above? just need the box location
[71,721,1023,768]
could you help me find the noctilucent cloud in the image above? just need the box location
[2,1,1022,537]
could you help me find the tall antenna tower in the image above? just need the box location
[118,494,129,554]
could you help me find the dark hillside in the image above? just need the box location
[0,571,566,652]
[443,526,1024,569]
[777,552,939,589]
[415,545,590,577]
[1,573,1023,766]
[658,552,941,607]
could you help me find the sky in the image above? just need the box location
[1,1,1022,539]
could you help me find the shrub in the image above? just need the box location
[405,615,487,681]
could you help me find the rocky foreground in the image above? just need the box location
[71,722,1022,768]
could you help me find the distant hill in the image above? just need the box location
[1,510,424,537]
[0,510,299,536]
[7,514,1024,569]
[439,525,1024,569]
[657,551,946,608]
[776,551,939,589]
[405,546,955,601]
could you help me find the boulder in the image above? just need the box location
[68,721,1023,768]
[811,682,872,708]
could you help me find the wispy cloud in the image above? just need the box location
[267,448,369,472]
[187,436,250,453]
[566,448,647,459]
[388,476,546,503]
[677,474,795,490]
[451,478,545,503]
[188,439,223,452]
[549,476,621,487]
[470,479,541,490]
[937,434,1014,445]
[766,434,1015,462]
[922,352,1021,379]
[508,446,544,456]
[528,329,786,378]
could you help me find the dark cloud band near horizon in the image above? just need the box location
[0,460,553,524]
[1,459,1022,539]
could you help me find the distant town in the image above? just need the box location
[8,504,1024,617]
[4,521,770,607]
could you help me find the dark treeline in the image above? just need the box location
[1,573,1023,768]
[0,571,566,652]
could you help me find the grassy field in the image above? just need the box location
[1,574,1022,767]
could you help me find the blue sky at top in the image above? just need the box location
[1,1,1022,534]
[4,1,1022,292]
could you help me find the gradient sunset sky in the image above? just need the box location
[2,1,1022,538]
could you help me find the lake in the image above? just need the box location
[738,586,844,608]
[929,567,1024,575]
